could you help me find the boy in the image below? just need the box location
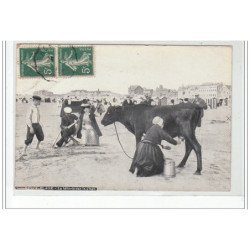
[22,95,44,156]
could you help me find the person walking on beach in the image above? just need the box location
[22,95,44,156]
[96,100,105,116]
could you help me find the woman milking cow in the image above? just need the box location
[101,103,204,176]
[129,116,180,177]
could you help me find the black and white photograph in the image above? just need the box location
[13,43,236,192]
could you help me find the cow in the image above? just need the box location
[101,103,206,175]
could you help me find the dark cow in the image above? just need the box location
[101,103,206,174]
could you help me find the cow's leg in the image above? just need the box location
[192,136,202,175]
[185,135,202,175]
[177,140,192,168]
[180,122,202,174]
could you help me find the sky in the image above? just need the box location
[16,45,232,95]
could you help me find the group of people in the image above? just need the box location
[22,95,102,156]
[21,95,180,178]
[54,102,102,148]
[122,94,154,107]
[21,93,206,178]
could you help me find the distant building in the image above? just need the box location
[128,85,144,95]
[87,90,110,95]
[68,89,112,97]
[218,85,231,100]
[128,85,156,96]
[65,90,88,100]
[33,90,54,97]
[178,83,231,99]
[68,89,88,96]
[177,83,232,107]
[87,90,115,99]
[66,89,121,101]
[154,85,177,98]
[143,88,154,96]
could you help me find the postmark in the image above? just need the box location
[19,47,55,77]
[58,46,94,76]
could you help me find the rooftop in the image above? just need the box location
[129,85,143,91]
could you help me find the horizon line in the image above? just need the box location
[16,81,230,95]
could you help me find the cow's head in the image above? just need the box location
[101,106,122,126]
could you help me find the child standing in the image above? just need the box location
[22,95,44,156]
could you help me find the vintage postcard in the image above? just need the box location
[11,42,244,196]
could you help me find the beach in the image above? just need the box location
[15,102,231,191]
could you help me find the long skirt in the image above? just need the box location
[82,127,99,146]
[129,141,165,177]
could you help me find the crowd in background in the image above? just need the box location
[18,91,229,158]
[16,92,230,117]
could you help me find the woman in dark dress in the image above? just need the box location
[129,116,178,177]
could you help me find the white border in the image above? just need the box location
[5,41,245,208]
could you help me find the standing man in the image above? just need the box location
[193,94,207,127]
[22,95,44,156]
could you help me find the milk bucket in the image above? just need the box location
[164,158,176,178]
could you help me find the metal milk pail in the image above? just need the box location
[164,158,176,178]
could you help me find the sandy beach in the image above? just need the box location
[15,102,231,191]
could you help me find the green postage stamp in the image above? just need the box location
[58,46,94,76]
[19,47,55,77]
[18,45,94,78]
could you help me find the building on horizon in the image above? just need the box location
[33,90,54,97]
[177,82,232,107]
[128,85,144,95]
[128,84,177,105]
[66,89,122,101]
[128,84,163,97]
[143,88,154,96]
[154,84,177,98]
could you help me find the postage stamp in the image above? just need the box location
[58,46,94,76]
[19,47,55,77]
